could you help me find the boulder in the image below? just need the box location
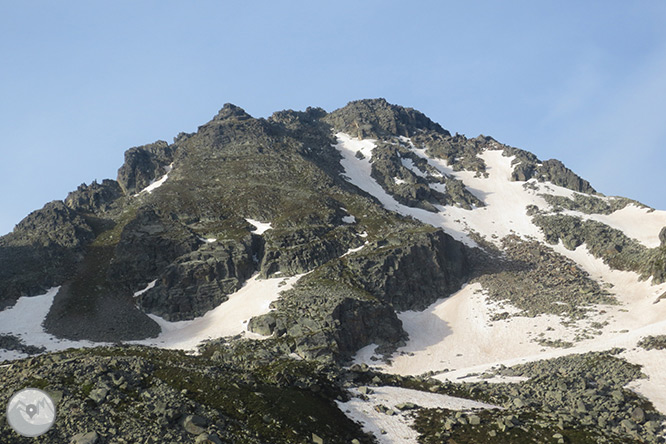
[70,431,99,444]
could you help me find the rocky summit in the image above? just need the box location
[1,99,666,443]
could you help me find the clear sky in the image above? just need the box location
[1,1,665,235]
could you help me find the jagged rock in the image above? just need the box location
[116,140,176,194]
[324,98,448,139]
[107,208,202,291]
[88,384,109,404]
[660,226,666,246]
[341,229,468,312]
[260,225,360,277]
[511,162,534,182]
[138,238,256,321]
[0,200,95,307]
[503,146,595,193]
[65,180,123,213]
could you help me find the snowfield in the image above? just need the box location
[335,133,666,417]
[132,273,302,350]
[0,287,103,361]
[0,274,302,361]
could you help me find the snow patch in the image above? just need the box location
[245,218,272,235]
[133,280,157,298]
[131,274,303,350]
[342,215,356,224]
[337,386,500,444]
[342,242,369,257]
[0,288,103,361]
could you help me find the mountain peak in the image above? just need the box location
[325,98,450,139]
[213,103,252,121]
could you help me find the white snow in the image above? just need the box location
[245,218,272,235]
[342,242,369,257]
[394,177,406,185]
[335,133,580,247]
[342,215,356,224]
[0,288,102,362]
[199,237,217,243]
[339,133,666,415]
[133,280,157,298]
[354,243,666,413]
[135,163,173,196]
[131,273,302,350]
[0,275,303,361]
[337,386,500,444]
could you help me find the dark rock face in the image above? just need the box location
[505,146,595,193]
[343,230,469,311]
[260,225,361,277]
[249,228,468,361]
[537,159,595,193]
[0,201,94,307]
[116,140,175,194]
[660,227,666,246]
[10,200,94,249]
[65,179,123,213]
[411,132,493,174]
[107,208,202,291]
[511,162,535,182]
[138,238,257,321]
[249,279,406,361]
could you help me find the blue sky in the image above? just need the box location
[1,1,665,235]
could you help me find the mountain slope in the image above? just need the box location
[1,98,666,443]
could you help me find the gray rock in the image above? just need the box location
[70,431,99,444]
[116,140,175,194]
[395,402,417,411]
[660,226,666,246]
[631,406,645,423]
[88,385,109,404]
[196,433,222,444]
[312,432,324,444]
[620,419,637,431]
[182,414,207,435]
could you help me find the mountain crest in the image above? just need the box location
[324,98,450,139]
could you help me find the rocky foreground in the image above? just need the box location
[0,344,664,443]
